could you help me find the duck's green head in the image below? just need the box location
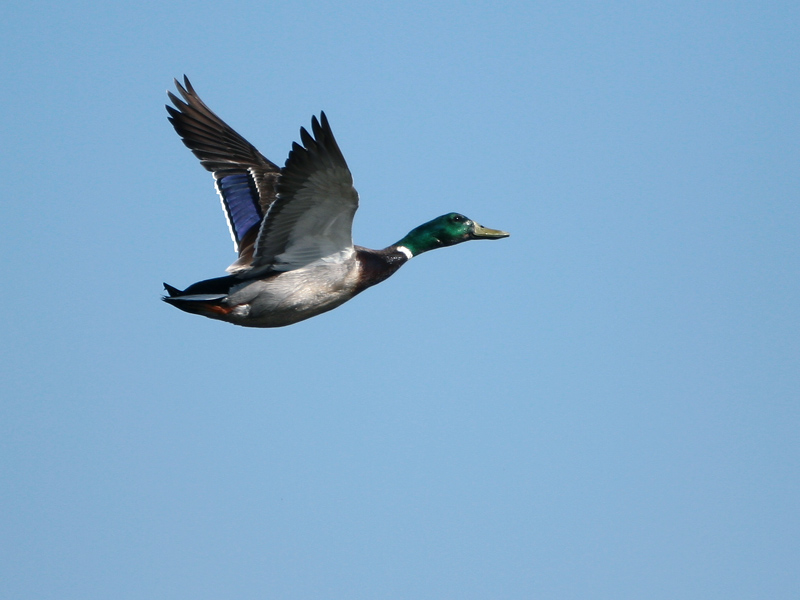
[395,212,509,257]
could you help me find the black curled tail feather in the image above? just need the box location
[163,283,182,297]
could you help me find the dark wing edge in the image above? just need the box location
[166,76,281,264]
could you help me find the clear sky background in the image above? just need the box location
[2,1,798,598]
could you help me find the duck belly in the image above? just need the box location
[224,261,362,327]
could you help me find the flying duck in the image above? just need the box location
[162,77,509,327]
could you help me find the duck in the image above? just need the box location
[162,76,509,328]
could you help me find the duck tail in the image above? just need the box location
[161,290,233,318]
[163,282,182,297]
[161,275,241,318]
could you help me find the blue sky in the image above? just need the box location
[1,1,799,598]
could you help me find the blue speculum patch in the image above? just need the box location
[218,174,261,241]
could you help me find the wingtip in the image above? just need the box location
[182,75,194,94]
[170,77,183,96]
[299,125,315,149]
[169,75,195,103]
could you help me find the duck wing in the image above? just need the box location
[250,112,359,272]
[166,76,280,272]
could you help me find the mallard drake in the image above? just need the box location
[162,77,509,327]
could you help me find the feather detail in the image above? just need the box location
[166,76,280,255]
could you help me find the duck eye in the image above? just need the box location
[451,215,464,223]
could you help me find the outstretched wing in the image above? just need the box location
[166,76,280,271]
[251,112,359,272]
